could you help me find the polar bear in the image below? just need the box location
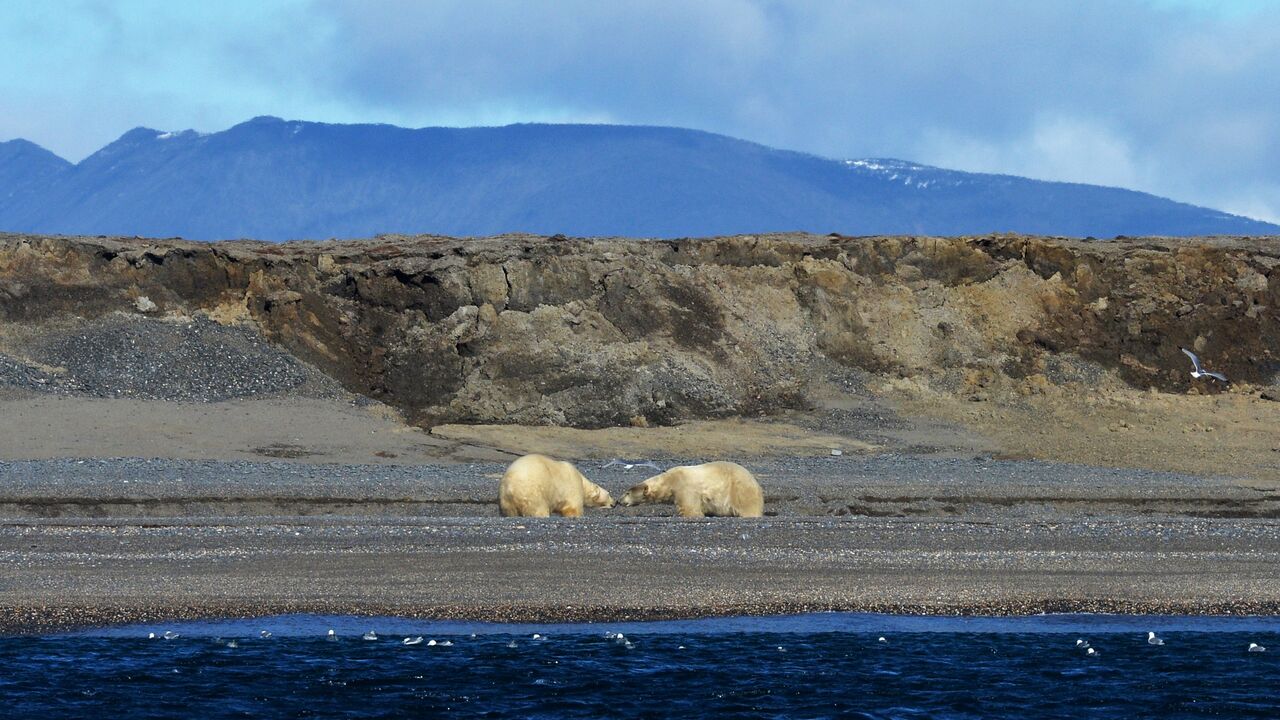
[498,454,614,517]
[619,461,763,518]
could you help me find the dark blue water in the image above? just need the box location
[3,614,1280,718]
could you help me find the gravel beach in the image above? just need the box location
[6,513,1280,634]
[1,308,1278,633]
[0,454,1267,520]
[3,454,1280,633]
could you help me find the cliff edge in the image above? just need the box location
[2,232,1277,434]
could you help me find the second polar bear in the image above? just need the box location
[498,454,615,517]
[619,461,763,518]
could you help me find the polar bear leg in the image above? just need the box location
[555,500,583,517]
[674,486,705,518]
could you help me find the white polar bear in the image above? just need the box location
[619,461,763,518]
[498,454,614,517]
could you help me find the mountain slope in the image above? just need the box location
[0,117,1274,240]
[0,139,73,213]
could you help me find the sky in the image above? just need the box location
[1,0,1277,222]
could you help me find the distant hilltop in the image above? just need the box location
[1,117,1276,241]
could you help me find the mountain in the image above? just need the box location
[0,139,72,212]
[0,117,1275,240]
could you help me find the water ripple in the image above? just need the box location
[2,615,1279,718]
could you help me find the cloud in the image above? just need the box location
[0,0,1277,222]
[298,0,1279,219]
[919,117,1144,190]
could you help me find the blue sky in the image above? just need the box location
[1,0,1277,222]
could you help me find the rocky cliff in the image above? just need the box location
[1,232,1277,428]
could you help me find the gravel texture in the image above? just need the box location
[0,454,1252,520]
[0,354,61,392]
[6,315,341,401]
[5,515,1280,634]
[1,455,1277,633]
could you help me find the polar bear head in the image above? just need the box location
[619,472,674,506]
[581,477,616,508]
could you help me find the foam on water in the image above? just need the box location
[63,611,1280,639]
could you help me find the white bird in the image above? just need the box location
[162,631,179,640]
[1086,647,1100,657]
[1076,639,1090,649]
[532,633,546,641]
[147,632,156,639]
[326,629,337,641]
[259,630,272,639]
[440,640,454,646]
[507,640,518,648]
[1147,631,1165,646]
[1181,348,1229,383]
[602,459,662,471]
[226,639,238,648]
[1249,642,1266,653]
[877,637,887,643]
[362,631,378,641]
[427,639,438,646]
[403,636,423,646]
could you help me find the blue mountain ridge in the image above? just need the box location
[0,116,1274,240]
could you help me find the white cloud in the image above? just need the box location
[919,117,1143,189]
[1210,185,1280,225]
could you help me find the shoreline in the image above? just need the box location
[11,600,1280,637]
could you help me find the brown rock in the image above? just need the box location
[2,231,1278,429]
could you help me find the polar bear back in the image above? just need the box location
[498,453,608,517]
[670,461,764,518]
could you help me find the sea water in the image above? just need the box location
[2,613,1279,718]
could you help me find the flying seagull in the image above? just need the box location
[1181,348,1229,383]
[602,459,662,471]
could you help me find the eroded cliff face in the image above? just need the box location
[1,232,1277,427]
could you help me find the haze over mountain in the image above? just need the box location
[0,117,1275,241]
